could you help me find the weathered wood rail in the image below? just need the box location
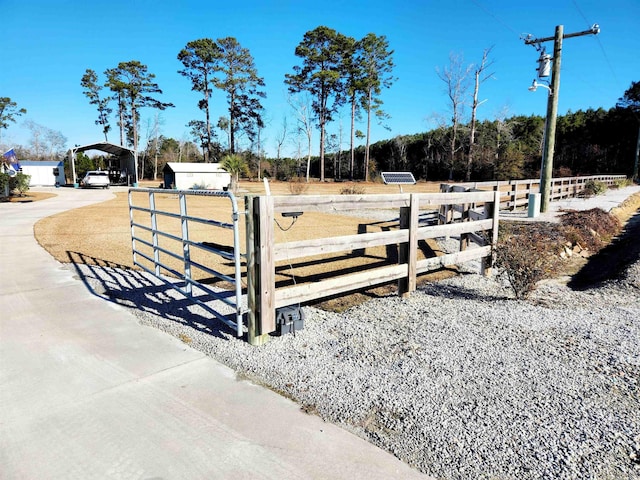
[440,174,626,211]
[245,191,500,345]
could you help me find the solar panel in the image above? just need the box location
[381,172,416,185]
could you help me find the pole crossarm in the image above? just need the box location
[523,24,600,46]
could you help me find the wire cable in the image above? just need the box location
[571,0,622,90]
[470,0,520,36]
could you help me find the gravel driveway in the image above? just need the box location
[71,233,640,479]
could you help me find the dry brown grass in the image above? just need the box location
[34,180,449,310]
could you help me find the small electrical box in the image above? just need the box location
[274,306,305,336]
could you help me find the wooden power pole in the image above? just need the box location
[524,24,600,212]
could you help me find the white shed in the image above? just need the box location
[19,161,66,186]
[163,162,231,191]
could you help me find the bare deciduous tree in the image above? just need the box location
[467,47,494,181]
[289,94,313,181]
[23,120,67,160]
[437,52,473,180]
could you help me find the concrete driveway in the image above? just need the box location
[0,187,430,479]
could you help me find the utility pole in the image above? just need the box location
[524,24,599,212]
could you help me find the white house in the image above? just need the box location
[162,162,231,191]
[19,161,66,186]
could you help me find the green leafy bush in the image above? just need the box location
[9,172,31,196]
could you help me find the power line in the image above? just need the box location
[470,0,520,37]
[571,0,591,28]
[571,0,622,89]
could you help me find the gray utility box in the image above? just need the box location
[275,306,305,336]
[528,193,541,218]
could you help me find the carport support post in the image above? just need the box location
[246,195,275,345]
[70,149,78,187]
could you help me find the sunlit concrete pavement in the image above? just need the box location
[0,187,430,479]
[500,184,640,222]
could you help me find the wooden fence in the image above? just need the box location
[245,191,500,345]
[440,174,626,211]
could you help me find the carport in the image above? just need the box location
[68,142,137,187]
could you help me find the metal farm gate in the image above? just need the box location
[128,188,245,337]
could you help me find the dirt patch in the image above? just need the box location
[2,192,57,203]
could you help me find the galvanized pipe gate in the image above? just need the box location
[128,188,245,337]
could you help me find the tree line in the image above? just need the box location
[281,80,639,182]
[351,104,638,182]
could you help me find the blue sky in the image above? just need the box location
[1,0,638,158]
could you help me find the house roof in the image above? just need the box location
[164,162,228,174]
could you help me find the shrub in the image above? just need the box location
[495,209,622,299]
[581,180,607,197]
[559,208,621,251]
[10,172,31,196]
[612,178,632,189]
[556,166,573,177]
[288,177,309,195]
[339,184,366,195]
[495,223,562,299]
[191,182,208,190]
[0,172,9,197]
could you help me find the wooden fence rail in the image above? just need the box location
[245,191,500,345]
[440,174,626,211]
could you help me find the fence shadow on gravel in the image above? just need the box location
[417,277,510,302]
[66,251,237,340]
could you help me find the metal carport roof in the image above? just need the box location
[69,142,137,186]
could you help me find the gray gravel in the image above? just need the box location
[70,245,640,479]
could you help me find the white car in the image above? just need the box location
[80,170,110,189]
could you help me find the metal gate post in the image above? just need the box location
[149,191,160,276]
[179,192,193,296]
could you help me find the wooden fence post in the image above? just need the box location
[246,195,275,345]
[510,181,517,211]
[398,194,418,298]
[459,196,470,252]
[481,190,501,277]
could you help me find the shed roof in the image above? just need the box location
[164,162,228,174]
[20,160,63,167]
